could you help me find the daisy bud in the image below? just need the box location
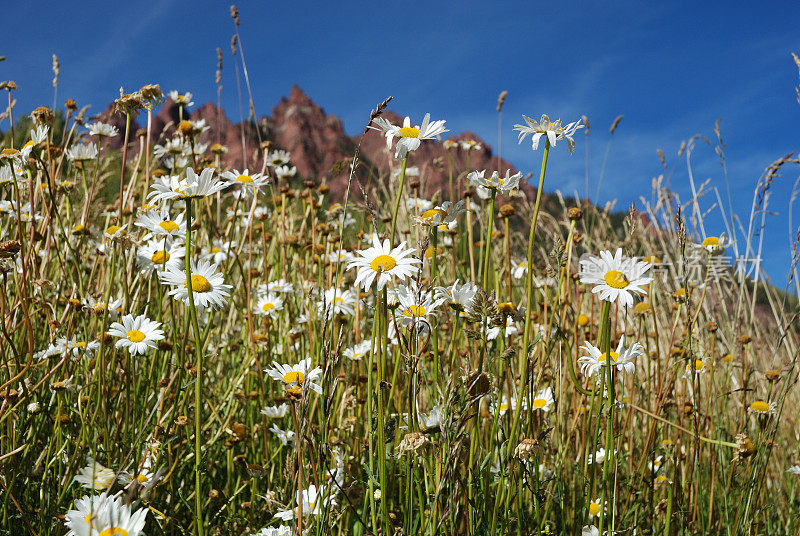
[286,385,303,402]
[568,207,583,220]
[27,401,41,414]
[738,335,752,346]
[175,415,189,427]
[64,98,77,111]
[31,106,55,126]
[0,240,21,258]
[398,432,428,456]
[499,203,515,218]
[178,120,194,137]
[765,369,781,382]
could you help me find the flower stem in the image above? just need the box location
[389,155,409,244]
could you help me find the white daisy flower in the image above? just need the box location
[65,493,147,536]
[249,526,292,536]
[149,167,227,203]
[265,358,323,394]
[74,459,116,490]
[261,403,290,418]
[511,259,529,280]
[514,114,583,153]
[86,121,119,138]
[578,248,653,307]
[269,424,296,446]
[416,200,466,227]
[222,168,270,194]
[66,142,98,162]
[487,317,519,341]
[169,90,194,107]
[274,165,297,181]
[268,149,291,167]
[135,208,188,241]
[434,279,478,314]
[370,113,448,158]
[108,314,165,356]
[460,139,482,152]
[418,405,444,431]
[136,240,185,275]
[347,236,420,291]
[265,279,294,294]
[82,295,125,318]
[343,340,371,361]
[273,484,335,521]
[318,287,357,317]
[406,197,433,212]
[696,234,732,255]
[490,394,525,417]
[325,249,353,264]
[256,292,284,318]
[578,337,643,378]
[395,282,443,331]
[159,259,232,310]
[467,169,523,198]
[531,387,554,412]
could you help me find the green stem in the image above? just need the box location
[482,189,496,290]
[389,155,409,244]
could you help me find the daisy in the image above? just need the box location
[86,121,119,138]
[347,236,420,291]
[273,484,334,521]
[269,424,296,446]
[587,497,604,518]
[434,279,477,314]
[370,113,448,158]
[578,249,653,307]
[683,358,710,379]
[136,240,185,275]
[511,259,529,280]
[319,287,357,317]
[202,238,235,266]
[490,394,525,417]
[274,165,297,181]
[265,358,323,394]
[579,338,643,378]
[649,455,664,474]
[467,169,523,199]
[460,139,482,151]
[250,527,292,536]
[65,494,147,536]
[268,149,291,167]
[256,292,284,318]
[787,465,800,475]
[748,400,776,415]
[417,200,466,227]
[135,208,188,241]
[261,403,290,418]
[82,295,125,318]
[66,143,98,162]
[108,314,165,356]
[222,168,270,194]
[582,526,600,536]
[487,317,519,341]
[395,282,443,331]
[149,168,227,203]
[406,197,433,212]
[343,340,371,361]
[418,405,444,431]
[696,234,731,255]
[325,249,353,264]
[265,279,294,293]
[74,459,116,490]
[117,458,158,489]
[159,259,232,310]
[514,114,584,153]
[36,338,100,359]
[531,387,554,412]
[169,90,194,107]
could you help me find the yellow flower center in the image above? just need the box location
[211,247,221,253]
[370,254,397,272]
[499,403,509,412]
[702,236,720,247]
[420,208,444,222]
[137,473,149,483]
[74,224,86,232]
[262,302,275,311]
[424,246,443,259]
[187,274,211,293]
[577,314,589,327]
[589,503,601,516]
[332,297,344,305]
[750,400,770,413]
[151,250,170,263]
[532,398,547,408]
[283,371,305,384]
[159,220,179,232]
[23,140,34,149]
[597,352,619,364]
[604,270,629,289]
[75,342,87,348]
[105,225,122,236]
[1,148,19,156]
[403,305,426,317]
[399,126,420,138]
[126,329,146,343]
[98,528,128,536]
[236,174,253,183]
[634,302,651,313]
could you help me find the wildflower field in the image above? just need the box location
[3,17,800,536]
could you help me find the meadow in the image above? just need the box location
[1,46,800,536]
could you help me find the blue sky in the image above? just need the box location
[4,1,800,283]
